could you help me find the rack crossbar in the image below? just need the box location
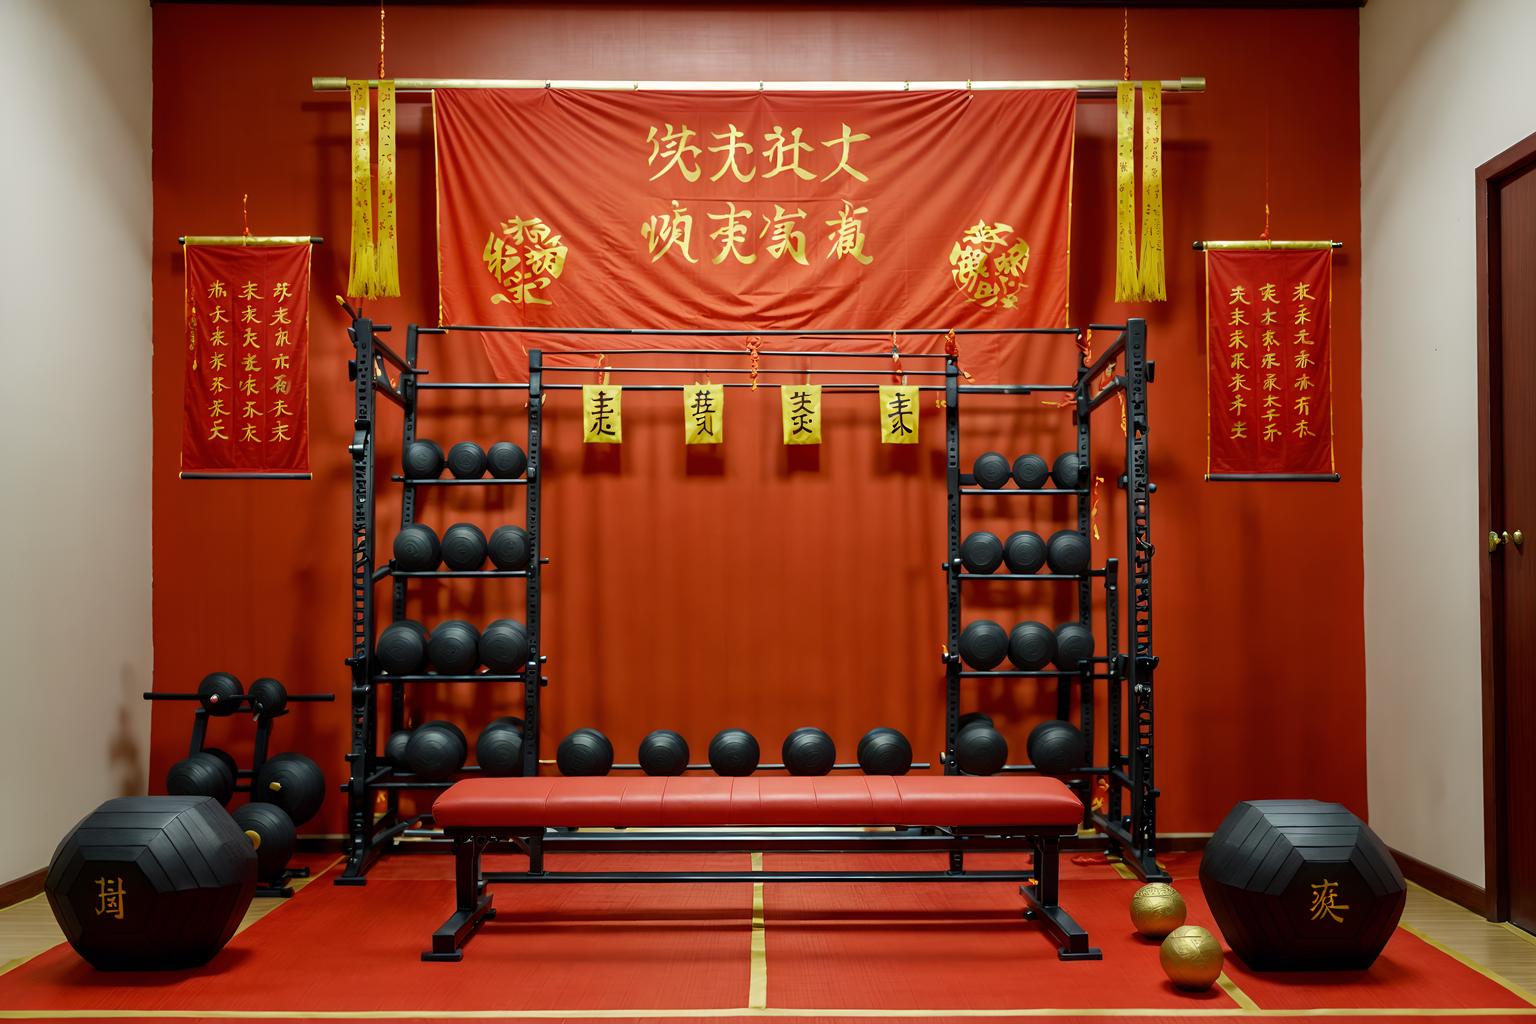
[436,325,1082,338]
[542,364,948,378]
[483,869,1035,884]
[391,476,529,486]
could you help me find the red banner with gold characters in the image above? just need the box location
[434,89,1076,381]
[1206,247,1335,477]
[181,243,311,475]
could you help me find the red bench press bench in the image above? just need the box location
[424,775,1101,962]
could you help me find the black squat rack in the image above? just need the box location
[338,317,1161,883]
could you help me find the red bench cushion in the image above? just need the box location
[432,776,1083,829]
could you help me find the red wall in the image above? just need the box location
[149,3,1365,837]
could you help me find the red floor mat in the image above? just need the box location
[0,851,1529,1020]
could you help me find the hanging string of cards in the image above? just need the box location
[581,383,921,446]
[181,241,313,477]
[1204,245,1337,480]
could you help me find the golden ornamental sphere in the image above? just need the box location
[1130,881,1187,938]
[1160,925,1224,991]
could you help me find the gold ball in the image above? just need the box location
[1160,925,1224,991]
[1130,881,1187,938]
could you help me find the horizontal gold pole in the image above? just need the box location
[179,235,323,246]
[1193,240,1342,251]
[310,76,1204,98]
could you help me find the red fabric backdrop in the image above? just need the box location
[149,4,1365,838]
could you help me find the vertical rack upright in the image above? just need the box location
[942,318,1162,880]
[338,319,546,883]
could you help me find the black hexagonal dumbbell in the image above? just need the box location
[1199,799,1406,971]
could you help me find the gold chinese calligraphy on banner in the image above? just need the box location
[879,385,920,444]
[781,385,822,445]
[683,384,723,445]
[433,89,1077,382]
[181,242,312,475]
[1205,247,1335,477]
[583,384,623,443]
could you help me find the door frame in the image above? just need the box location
[1476,130,1536,922]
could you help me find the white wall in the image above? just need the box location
[0,0,153,884]
[1360,0,1536,888]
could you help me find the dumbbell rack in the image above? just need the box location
[143,689,335,896]
[941,318,1163,881]
[338,319,547,884]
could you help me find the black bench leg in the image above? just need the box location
[423,835,496,962]
[1019,833,1102,961]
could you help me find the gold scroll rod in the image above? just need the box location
[179,235,324,246]
[311,76,1204,97]
[1192,240,1342,251]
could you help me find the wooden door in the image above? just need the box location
[1479,132,1536,931]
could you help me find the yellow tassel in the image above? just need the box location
[372,80,400,298]
[1137,80,1166,302]
[346,80,376,298]
[1113,82,1139,302]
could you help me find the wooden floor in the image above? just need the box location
[1399,882,1536,993]
[1,875,1531,987]
[0,862,334,970]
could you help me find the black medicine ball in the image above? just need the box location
[955,722,1009,775]
[638,729,690,776]
[476,720,525,777]
[376,619,429,675]
[427,620,481,675]
[960,531,1003,574]
[1051,452,1085,489]
[973,451,1012,489]
[441,523,488,571]
[447,442,488,479]
[1012,453,1050,489]
[486,441,528,479]
[708,729,760,776]
[1045,530,1090,575]
[557,728,614,776]
[781,727,836,776]
[1053,622,1096,671]
[1003,530,1046,575]
[1008,621,1057,671]
[479,619,529,675]
[856,727,912,775]
[393,524,441,572]
[403,439,445,479]
[488,525,531,571]
[1027,719,1088,776]
[958,620,1008,670]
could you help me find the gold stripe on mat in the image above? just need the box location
[749,852,767,1010]
[1216,971,1261,1012]
[3,1006,1536,1019]
[1400,921,1536,1007]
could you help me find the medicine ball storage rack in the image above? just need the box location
[143,687,334,896]
[337,318,548,884]
[339,316,1160,883]
[942,317,1163,881]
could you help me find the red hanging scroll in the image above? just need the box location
[181,243,312,476]
[1205,247,1335,478]
[433,88,1076,382]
